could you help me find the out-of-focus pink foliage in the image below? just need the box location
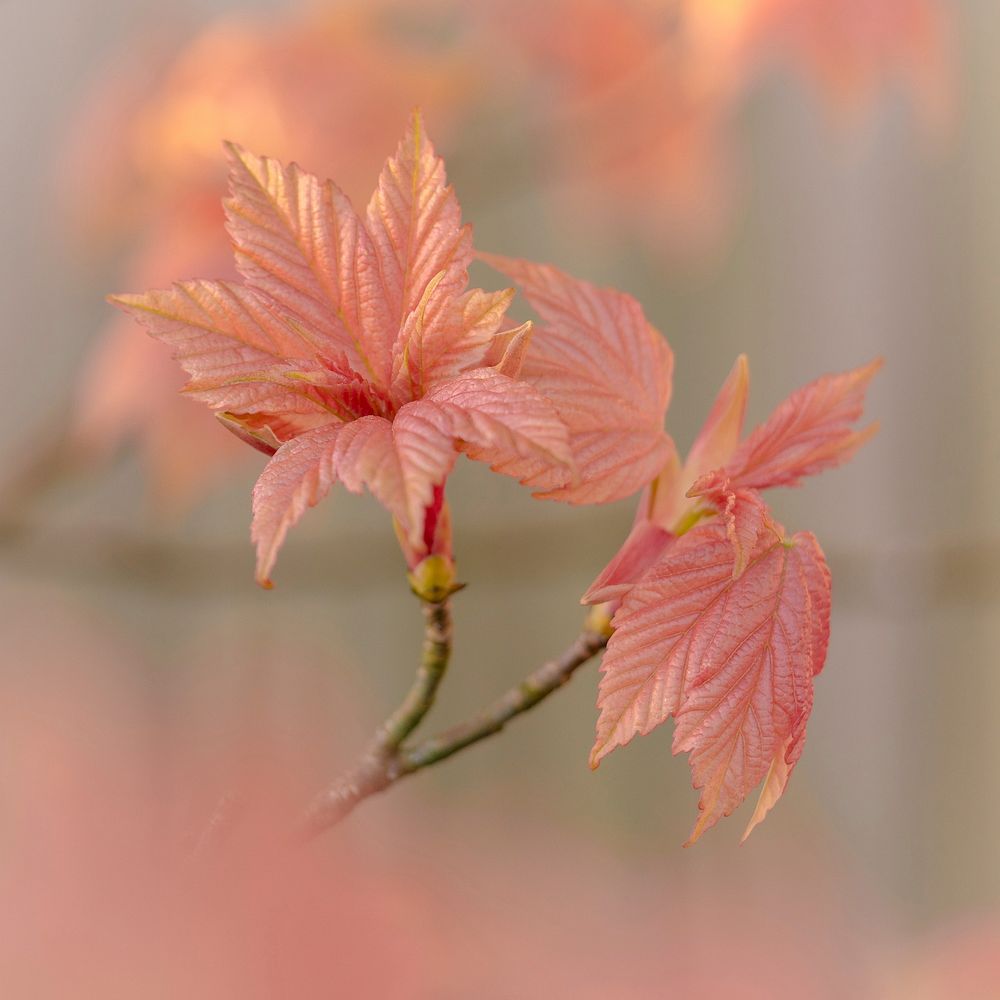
[1,573,985,998]
[0,587,882,997]
[63,3,474,246]
[72,208,235,507]
[490,0,952,252]
[489,0,754,251]
[587,357,880,842]
[0,594,441,998]
[879,917,1000,999]
[67,2,474,510]
[113,115,673,585]
[758,0,954,131]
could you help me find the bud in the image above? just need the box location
[407,554,461,604]
[584,603,615,639]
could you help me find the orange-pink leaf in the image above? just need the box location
[741,532,829,843]
[251,366,574,584]
[651,354,749,529]
[392,282,515,398]
[109,280,316,390]
[719,358,882,492]
[224,143,393,387]
[482,321,533,379]
[581,519,674,605]
[592,520,831,843]
[367,110,472,347]
[394,369,574,521]
[479,254,675,503]
[689,481,778,579]
[250,416,444,587]
[684,354,750,484]
[253,418,386,586]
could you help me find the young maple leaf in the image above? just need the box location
[585,355,880,843]
[111,113,674,587]
[478,254,676,503]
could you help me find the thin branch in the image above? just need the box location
[298,624,608,841]
[298,598,453,838]
[400,628,608,772]
[376,600,453,748]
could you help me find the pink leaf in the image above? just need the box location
[581,519,674,605]
[721,358,882,492]
[224,143,393,387]
[109,280,317,392]
[394,369,574,519]
[684,354,750,483]
[111,115,599,583]
[592,520,831,843]
[650,354,749,528]
[251,411,464,587]
[367,109,472,340]
[795,531,833,678]
[215,411,330,456]
[591,526,735,770]
[689,481,780,579]
[182,361,337,421]
[108,282,346,447]
[479,254,674,503]
[740,724,803,845]
[251,417,406,587]
[482,321,533,379]
[391,282,515,398]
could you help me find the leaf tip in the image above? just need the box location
[588,738,611,771]
[407,105,425,151]
[222,140,257,181]
[254,547,278,591]
[862,355,886,379]
[858,418,881,446]
[732,352,750,386]
[684,811,712,848]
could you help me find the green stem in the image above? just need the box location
[298,620,608,842]
[298,597,453,838]
[399,629,608,772]
[376,600,452,749]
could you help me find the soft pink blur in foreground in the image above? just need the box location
[3,607,998,998]
[0,606,876,997]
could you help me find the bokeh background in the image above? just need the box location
[1,0,996,996]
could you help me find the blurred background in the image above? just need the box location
[0,0,996,996]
